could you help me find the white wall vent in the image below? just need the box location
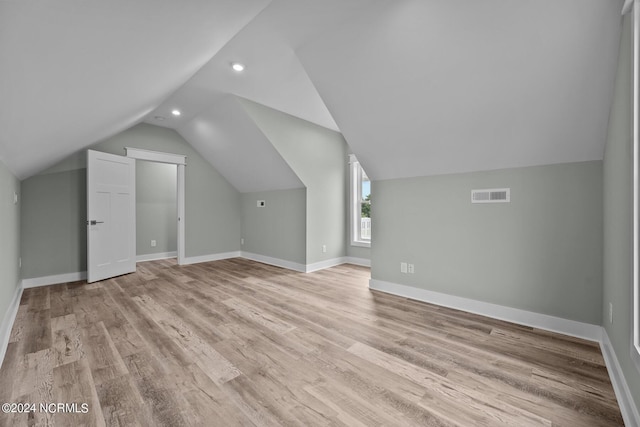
[471,188,510,203]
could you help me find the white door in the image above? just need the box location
[87,150,136,283]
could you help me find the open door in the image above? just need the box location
[87,150,136,283]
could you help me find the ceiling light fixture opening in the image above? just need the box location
[232,63,245,72]
[171,109,181,116]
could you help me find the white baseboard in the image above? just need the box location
[136,251,177,262]
[343,256,371,267]
[181,251,241,266]
[180,251,370,274]
[0,282,23,370]
[22,271,87,289]
[600,330,640,426]
[305,256,371,272]
[240,251,306,272]
[369,279,602,342]
[306,257,347,273]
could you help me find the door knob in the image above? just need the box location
[87,220,104,225]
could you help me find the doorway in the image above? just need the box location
[136,161,177,262]
[125,147,186,264]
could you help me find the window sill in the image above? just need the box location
[351,240,371,248]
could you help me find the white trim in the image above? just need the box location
[125,148,187,266]
[177,164,186,265]
[22,272,87,289]
[306,257,347,273]
[633,0,640,375]
[136,251,177,262]
[601,330,640,426]
[623,0,633,15]
[175,251,371,273]
[125,147,186,165]
[351,241,371,248]
[344,257,372,267]
[369,279,602,341]
[240,251,306,272]
[181,251,242,266]
[0,283,23,370]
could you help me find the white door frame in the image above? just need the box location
[125,147,187,265]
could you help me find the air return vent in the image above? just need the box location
[471,188,510,204]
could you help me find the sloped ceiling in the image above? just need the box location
[297,0,623,180]
[177,93,303,192]
[0,0,625,188]
[0,0,270,179]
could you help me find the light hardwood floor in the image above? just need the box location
[0,258,624,426]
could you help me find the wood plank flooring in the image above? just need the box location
[0,258,624,426]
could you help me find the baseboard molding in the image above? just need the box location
[22,271,87,289]
[240,251,306,272]
[305,257,348,273]
[181,251,242,266]
[305,256,372,272]
[181,251,370,274]
[136,251,177,262]
[0,282,23,370]
[600,330,640,426]
[343,256,371,267]
[369,279,602,342]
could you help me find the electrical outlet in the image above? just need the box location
[609,302,613,323]
[151,240,157,247]
[400,262,407,273]
[241,238,244,245]
[322,245,327,253]
[408,264,414,274]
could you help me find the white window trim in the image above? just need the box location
[632,0,640,373]
[349,154,371,248]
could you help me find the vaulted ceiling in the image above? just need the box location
[0,0,625,189]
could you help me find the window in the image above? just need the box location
[349,155,371,247]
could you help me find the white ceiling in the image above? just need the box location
[177,92,303,193]
[298,0,624,180]
[0,0,625,188]
[0,0,270,179]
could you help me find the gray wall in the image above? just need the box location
[21,169,86,277]
[372,161,603,324]
[136,161,177,256]
[242,99,348,265]
[240,189,306,264]
[0,161,20,323]
[602,12,640,408]
[21,123,240,279]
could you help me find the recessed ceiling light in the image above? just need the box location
[232,63,245,72]
[154,115,165,121]
[171,109,181,116]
